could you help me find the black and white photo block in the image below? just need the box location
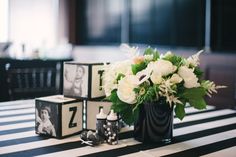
[63,62,106,99]
[35,95,83,138]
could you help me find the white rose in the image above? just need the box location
[150,72,163,84]
[117,75,138,104]
[149,60,177,76]
[178,66,200,88]
[103,60,132,96]
[170,74,183,84]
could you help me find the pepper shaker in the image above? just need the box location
[96,108,107,140]
[106,110,119,145]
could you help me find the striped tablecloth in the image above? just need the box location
[0,100,236,157]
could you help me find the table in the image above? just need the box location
[0,100,236,157]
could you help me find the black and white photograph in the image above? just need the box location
[35,102,58,137]
[63,64,88,98]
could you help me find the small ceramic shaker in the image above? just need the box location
[96,108,107,140]
[106,110,119,145]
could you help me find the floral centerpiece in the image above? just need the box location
[103,44,225,142]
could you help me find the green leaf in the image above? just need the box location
[182,87,207,110]
[116,73,125,81]
[109,90,119,102]
[131,62,146,75]
[175,104,185,120]
[194,67,203,79]
[163,54,183,67]
[189,97,207,110]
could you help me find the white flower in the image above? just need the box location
[186,50,203,67]
[150,72,163,84]
[178,66,200,88]
[170,74,183,84]
[135,68,152,85]
[117,75,138,104]
[103,60,132,96]
[144,54,153,61]
[163,51,173,58]
[149,60,177,76]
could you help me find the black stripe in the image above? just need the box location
[80,124,236,157]
[0,127,34,136]
[0,107,34,112]
[0,136,50,147]
[163,137,236,157]
[0,119,34,126]
[0,112,34,118]
[175,112,236,129]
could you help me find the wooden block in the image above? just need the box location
[35,95,83,138]
[63,62,105,99]
[85,100,112,130]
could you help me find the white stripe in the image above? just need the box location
[0,108,35,116]
[0,100,34,106]
[0,122,35,131]
[174,117,236,136]
[0,104,34,110]
[174,109,236,124]
[33,117,236,157]
[184,105,215,114]
[201,146,236,157]
[0,131,37,142]
[121,130,236,157]
[0,115,35,123]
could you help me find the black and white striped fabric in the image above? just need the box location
[0,100,236,157]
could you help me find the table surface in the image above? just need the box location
[0,100,236,157]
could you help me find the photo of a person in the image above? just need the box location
[64,64,88,97]
[36,105,56,137]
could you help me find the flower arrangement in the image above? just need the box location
[103,44,225,125]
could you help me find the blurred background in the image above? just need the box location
[0,0,235,108]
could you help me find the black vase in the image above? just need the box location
[134,101,173,143]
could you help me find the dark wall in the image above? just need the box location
[68,0,236,52]
[211,0,236,51]
[68,0,205,48]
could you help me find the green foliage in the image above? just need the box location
[175,104,185,120]
[131,62,147,75]
[194,67,203,79]
[144,47,160,60]
[116,73,125,81]
[182,87,207,110]
[163,54,184,67]
[108,90,137,125]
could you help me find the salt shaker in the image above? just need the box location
[106,110,119,145]
[96,108,107,140]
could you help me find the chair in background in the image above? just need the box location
[5,60,63,100]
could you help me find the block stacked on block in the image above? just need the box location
[35,61,116,139]
[35,95,83,138]
[63,62,105,99]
